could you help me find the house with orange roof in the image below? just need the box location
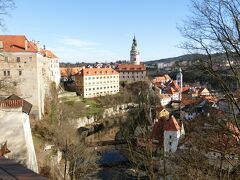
[115,36,146,83]
[163,115,185,152]
[75,67,119,98]
[152,74,172,84]
[151,115,185,153]
[60,67,82,81]
[116,64,146,83]
[0,35,60,119]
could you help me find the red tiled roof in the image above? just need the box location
[182,86,190,93]
[152,74,171,83]
[60,67,82,77]
[0,94,32,114]
[164,115,181,131]
[0,35,58,58]
[169,80,180,91]
[0,35,37,52]
[151,118,166,144]
[116,64,146,71]
[43,49,58,58]
[181,96,204,106]
[0,99,23,108]
[76,67,119,76]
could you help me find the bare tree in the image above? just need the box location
[179,0,240,130]
[0,0,15,29]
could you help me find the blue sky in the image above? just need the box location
[3,0,191,63]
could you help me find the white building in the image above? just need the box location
[116,64,146,83]
[0,35,60,119]
[151,115,185,153]
[0,95,38,172]
[159,94,172,106]
[116,36,146,83]
[163,115,185,153]
[75,67,119,98]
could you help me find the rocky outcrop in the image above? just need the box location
[73,103,138,129]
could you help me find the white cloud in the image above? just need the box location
[47,36,125,62]
[49,46,122,63]
[62,37,97,48]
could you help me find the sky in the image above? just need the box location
[2,0,192,63]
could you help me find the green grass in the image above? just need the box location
[60,91,103,119]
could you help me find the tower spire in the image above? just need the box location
[130,35,140,65]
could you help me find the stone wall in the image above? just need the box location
[0,107,38,173]
[74,103,138,129]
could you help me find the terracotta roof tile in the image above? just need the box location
[0,94,32,114]
[164,115,181,131]
[60,67,82,77]
[116,64,146,71]
[152,74,171,83]
[0,35,58,59]
[0,35,37,53]
[76,67,119,76]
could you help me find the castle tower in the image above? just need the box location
[176,67,183,100]
[130,36,140,65]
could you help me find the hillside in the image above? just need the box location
[144,54,207,64]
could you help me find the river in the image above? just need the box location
[85,123,143,180]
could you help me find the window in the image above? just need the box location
[169,135,172,139]
[7,71,10,76]
[19,70,22,76]
[29,56,32,61]
[169,142,172,146]
[3,71,6,76]
[16,57,20,62]
[4,57,8,62]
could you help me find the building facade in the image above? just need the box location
[75,67,119,98]
[0,35,60,119]
[116,36,146,83]
[0,95,38,172]
[116,64,146,83]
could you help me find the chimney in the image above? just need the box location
[36,41,40,51]
[25,40,28,50]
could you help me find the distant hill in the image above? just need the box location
[144,54,207,64]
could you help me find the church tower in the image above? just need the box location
[176,67,183,100]
[130,36,140,65]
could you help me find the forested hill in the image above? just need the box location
[144,54,207,64]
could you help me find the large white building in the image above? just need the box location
[0,35,60,119]
[116,36,146,83]
[75,67,119,98]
